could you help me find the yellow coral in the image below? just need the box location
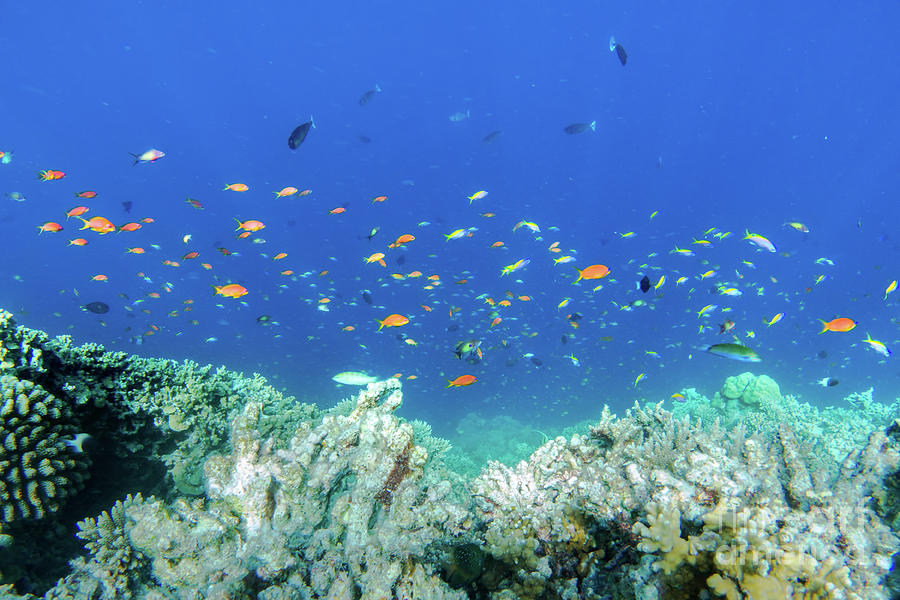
[633,503,696,574]
[639,502,853,600]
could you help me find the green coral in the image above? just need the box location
[0,375,89,543]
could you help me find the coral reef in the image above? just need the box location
[37,379,472,599]
[470,402,900,599]
[1,310,900,599]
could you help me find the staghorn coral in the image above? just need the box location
[471,400,900,599]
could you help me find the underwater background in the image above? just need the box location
[2,2,900,598]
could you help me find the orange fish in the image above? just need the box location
[66,206,89,219]
[38,169,65,181]
[118,222,142,232]
[481,212,496,218]
[223,183,249,192]
[38,222,63,234]
[497,300,512,307]
[185,198,204,209]
[78,216,115,234]
[365,252,386,265]
[372,195,387,203]
[377,313,409,330]
[446,374,477,388]
[388,234,415,248]
[298,189,312,197]
[147,292,161,299]
[235,219,265,232]
[182,251,199,260]
[126,247,145,254]
[574,264,610,283]
[237,231,252,239]
[68,238,88,246]
[819,317,857,333]
[75,191,98,199]
[490,317,502,327]
[420,304,433,312]
[91,274,108,282]
[214,284,248,299]
[408,271,423,278]
[490,241,505,248]
[329,206,346,214]
[318,298,331,304]
[273,252,287,260]
[280,269,294,276]
[341,325,355,332]
[275,186,298,198]
[140,217,155,224]
[518,295,532,301]
[162,260,180,267]
[201,263,213,270]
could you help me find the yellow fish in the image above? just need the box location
[467,190,488,203]
[764,312,784,326]
[697,304,718,318]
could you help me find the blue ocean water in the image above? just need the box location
[1,1,898,439]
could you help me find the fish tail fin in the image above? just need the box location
[818,320,828,334]
[589,121,596,131]
[445,380,454,388]
[572,268,582,284]
[376,319,384,331]
[310,115,316,128]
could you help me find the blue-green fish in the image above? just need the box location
[705,343,761,362]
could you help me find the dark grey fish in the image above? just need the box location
[530,357,543,366]
[358,85,381,106]
[482,130,502,143]
[640,275,651,293]
[358,135,372,144]
[615,43,627,66]
[560,335,567,345]
[396,254,406,266]
[256,315,272,325]
[288,120,314,149]
[122,201,133,213]
[564,121,596,135]
[83,301,109,314]
[362,291,373,305]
